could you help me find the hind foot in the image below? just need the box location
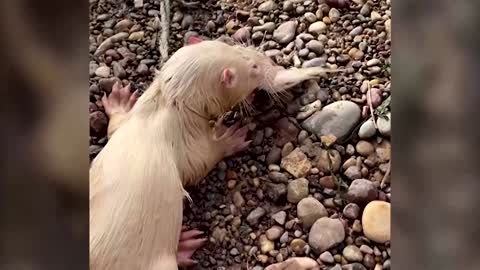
[177,226,207,267]
[101,82,139,118]
[214,120,252,158]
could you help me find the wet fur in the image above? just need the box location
[90,40,340,270]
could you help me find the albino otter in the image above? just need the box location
[90,40,336,270]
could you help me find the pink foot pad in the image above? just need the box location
[177,226,207,267]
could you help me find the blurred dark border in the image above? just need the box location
[0,0,89,269]
[0,0,479,269]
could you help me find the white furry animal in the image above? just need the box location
[90,40,338,270]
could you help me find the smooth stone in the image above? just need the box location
[328,8,341,22]
[304,12,317,23]
[362,201,391,243]
[344,166,362,180]
[258,0,277,12]
[287,178,309,203]
[356,141,374,156]
[247,207,266,225]
[259,235,275,253]
[343,245,363,262]
[308,217,345,254]
[302,57,327,68]
[297,197,328,228]
[273,21,297,44]
[346,179,378,205]
[308,21,327,35]
[358,118,376,139]
[342,263,367,270]
[320,251,335,264]
[232,27,251,42]
[272,211,287,225]
[306,40,324,55]
[376,112,391,137]
[349,26,363,36]
[95,66,111,78]
[290,238,307,255]
[301,101,361,142]
[343,203,360,219]
[266,183,287,202]
[316,149,341,173]
[252,22,276,33]
[266,226,284,241]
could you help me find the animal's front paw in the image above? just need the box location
[177,226,206,267]
[213,120,251,158]
[101,82,139,118]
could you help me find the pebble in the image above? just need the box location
[112,62,126,78]
[281,148,312,178]
[269,171,288,183]
[266,226,284,241]
[232,27,251,42]
[356,141,374,156]
[297,100,322,120]
[272,211,287,225]
[344,166,361,180]
[374,264,383,270]
[359,244,373,254]
[266,147,282,165]
[128,31,144,41]
[90,111,108,133]
[343,245,363,262]
[233,191,245,207]
[301,101,361,142]
[274,117,299,147]
[375,140,391,162]
[297,197,328,228]
[367,88,382,107]
[181,15,193,29]
[360,4,371,16]
[342,263,367,270]
[358,118,377,139]
[306,40,324,55]
[290,239,307,255]
[308,217,345,254]
[371,11,382,22]
[136,63,149,75]
[328,8,341,22]
[252,22,276,33]
[319,251,335,264]
[273,21,297,44]
[347,179,378,205]
[377,112,391,137]
[266,183,287,202]
[349,26,363,37]
[316,149,341,174]
[259,235,275,254]
[287,178,309,203]
[279,231,289,243]
[258,0,277,12]
[304,12,317,23]
[247,207,266,225]
[95,66,110,78]
[302,57,326,68]
[308,21,327,35]
[362,201,391,243]
[343,203,360,219]
[319,175,336,189]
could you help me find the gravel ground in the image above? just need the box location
[89,0,391,269]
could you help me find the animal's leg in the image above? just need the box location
[177,226,207,267]
[213,118,252,158]
[101,82,140,138]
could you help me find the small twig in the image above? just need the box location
[380,160,391,189]
[159,0,171,66]
[367,81,378,129]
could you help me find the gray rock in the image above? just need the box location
[266,226,284,240]
[358,118,376,139]
[308,21,327,35]
[266,183,287,202]
[343,203,360,219]
[283,0,294,12]
[329,8,341,22]
[302,57,327,68]
[306,40,324,55]
[273,21,297,44]
[377,112,391,137]
[95,66,110,78]
[349,26,363,37]
[266,147,282,165]
[330,265,342,270]
[287,178,309,203]
[308,217,345,254]
[253,22,276,33]
[112,61,126,78]
[269,171,288,183]
[301,101,361,142]
[347,179,378,205]
[304,12,317,23]
[342,263,367,270]
[247,207,266,225]
[344,166,362,180]
[343,245,363,262]
[258,0,277,12]
[232,27,251,42]
[297,197,328,228]
[136,63,149,75]
[320,251,335,264]
[181,15,193,29]
[272,211,287,225]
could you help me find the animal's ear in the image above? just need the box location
[221,68,237,89]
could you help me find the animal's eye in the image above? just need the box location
[252,64,258,69]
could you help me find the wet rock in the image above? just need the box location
[346,179,378,205]
[358,118,376,139]
[343,245,363,262]
[362,201,391,243]
[302,101,361,142]
[281,148,312,178]
[287,178,309,203]
[90,111,108,133]
[308,217,345,254]
[297,197,328,228]
[247,207,266,225]
[273,21,297,44]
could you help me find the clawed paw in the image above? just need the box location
[213,119,252,158]
[177,226,207,267]
[101,81,139,118]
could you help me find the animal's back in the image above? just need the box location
[90,113,183,270]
